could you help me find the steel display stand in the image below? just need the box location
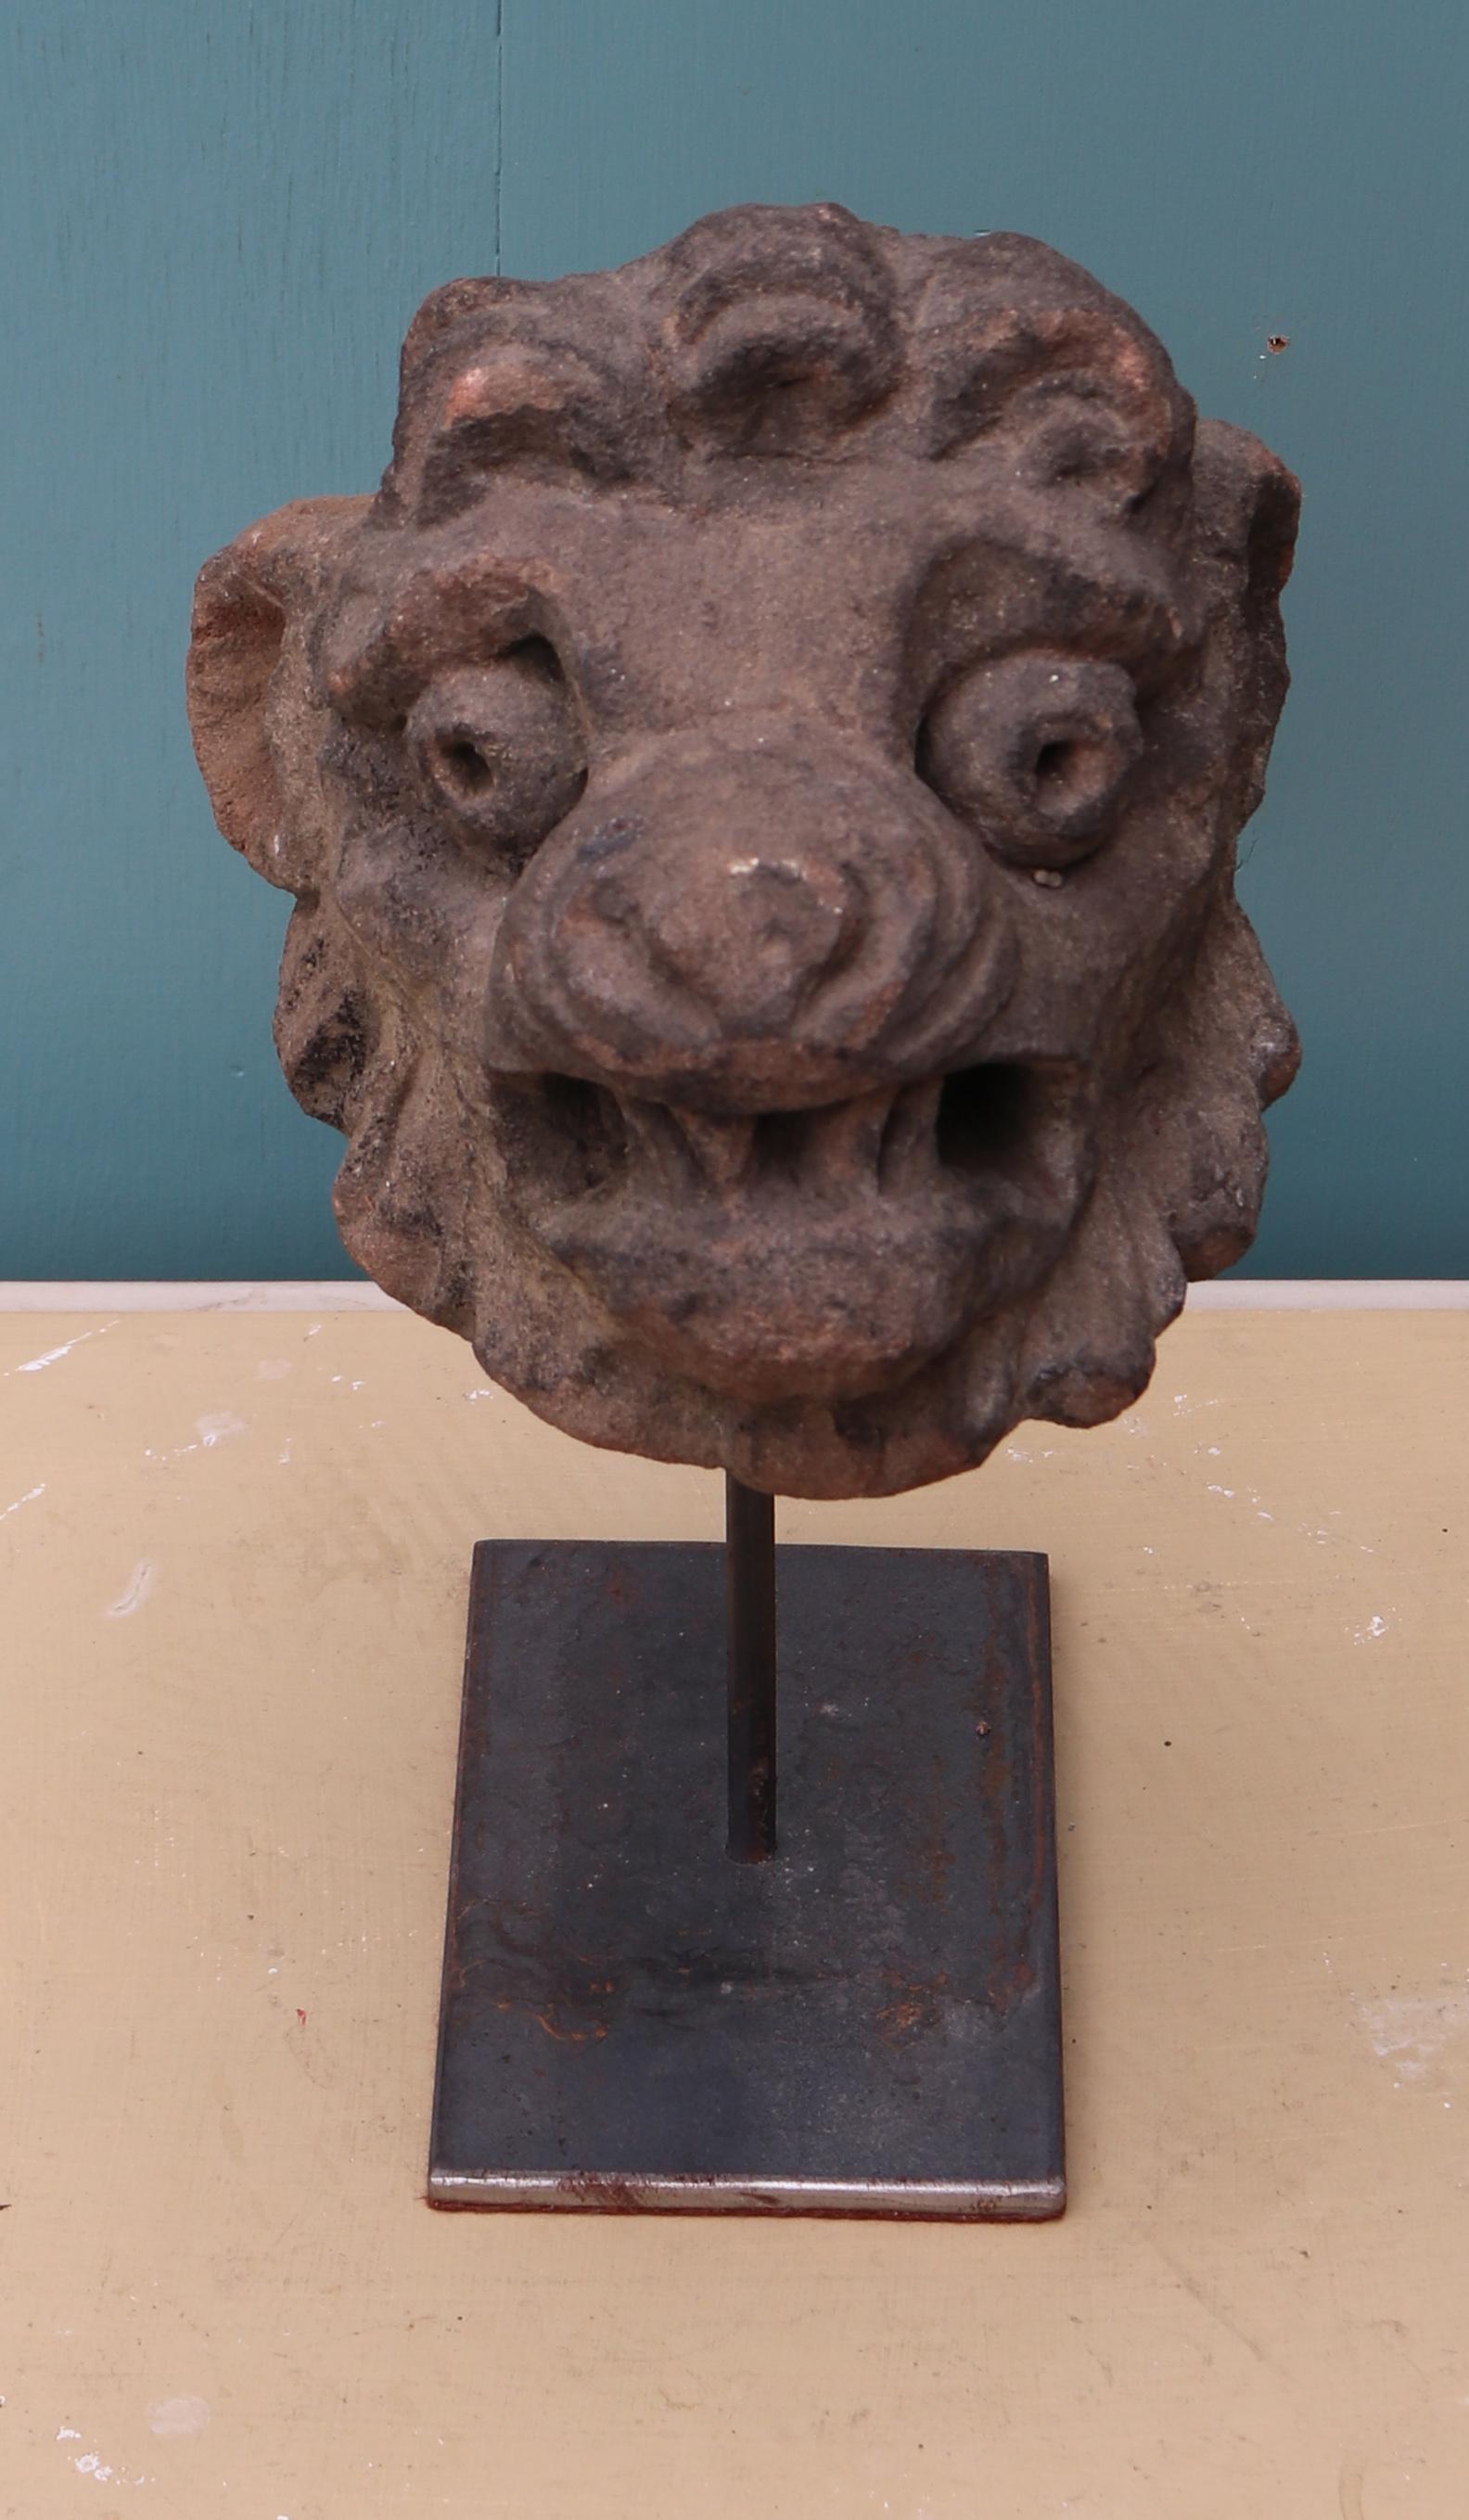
[428,1480,1063,2219]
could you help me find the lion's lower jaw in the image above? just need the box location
[556,1250,974,1406]
[464,1289,1035,1500]
[530,1151,1080,1401]
[466,1158,1186,1498]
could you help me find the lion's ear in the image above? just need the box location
[1192,417,1300,595]
[186,496,367,885]
[1190,421,1301,825]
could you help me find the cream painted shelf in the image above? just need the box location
[2,1300,1466,2515]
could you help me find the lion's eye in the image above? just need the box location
[917,652,1143,870]
[409,641,586,872]
[1016,391,1164,511]
[431,732,498,799]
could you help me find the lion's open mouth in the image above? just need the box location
[499,1061,1087,1401]
[523,1063,1051,1198]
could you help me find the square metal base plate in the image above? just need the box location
[428,1540,1063,2219]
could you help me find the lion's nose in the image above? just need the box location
[586,845,859,1031]
[489,725,1009,1102]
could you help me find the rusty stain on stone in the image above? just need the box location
[187,203,1299,1501]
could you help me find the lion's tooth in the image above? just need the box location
[879,1079,943,1192]
[620,1095,696,1192]
[668,1107,757,1190]
[808,1089,894,1188]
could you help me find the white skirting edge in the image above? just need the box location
[1186,1280,1469,1310]
[0,1281,404,1312]
[0,1280,1466,1313]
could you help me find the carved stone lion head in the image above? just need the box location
[188,204,1299,1498]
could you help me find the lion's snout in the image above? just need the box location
[486,723,1015,1106]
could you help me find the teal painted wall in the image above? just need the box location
[3,0,1465,1277]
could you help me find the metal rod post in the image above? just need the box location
[725,1474,777,1861]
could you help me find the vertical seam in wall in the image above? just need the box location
[493,0,505,275]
